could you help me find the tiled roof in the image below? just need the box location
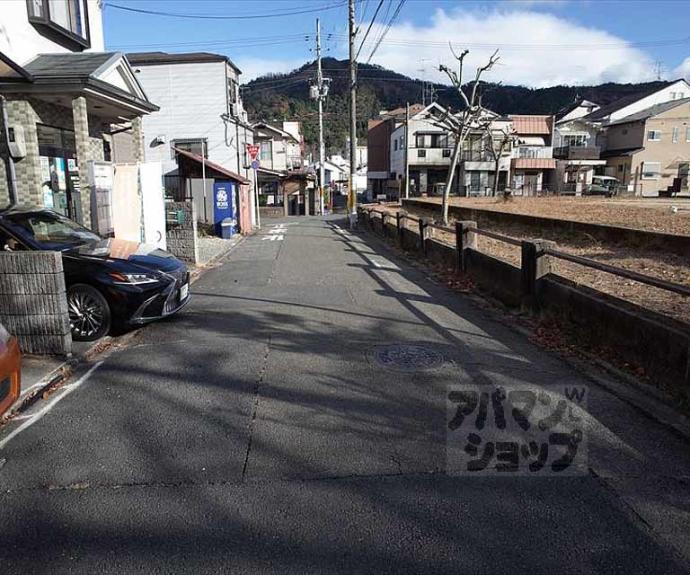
[173,147,250,184]
[23,52,117,78]
[509,115,553,135]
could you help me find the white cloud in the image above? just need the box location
[235,57,304,82]
[365,8,657,88]
[674,57,690,81]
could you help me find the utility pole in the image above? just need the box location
[348,0,357,227]
[310,18,329,216]
[404,102,410,199]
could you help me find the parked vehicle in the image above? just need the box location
[0,322,21,417]
[586,175,619,197]
[0,207,190,341]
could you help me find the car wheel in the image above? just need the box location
[67,284,111,341]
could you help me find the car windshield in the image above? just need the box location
[2,211,101,250]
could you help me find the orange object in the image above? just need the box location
[0,327,21,417]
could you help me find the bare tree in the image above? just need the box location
[483,123,517,196]
[433,47,500,225]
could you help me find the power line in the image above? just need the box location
[354,0,385,61]
[366,0,406,64]
[106,1,348,20]
[111,33,311,50]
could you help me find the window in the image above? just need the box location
[647,130,662,141]
[27,0,90,48]
[672,127,679,143]
[172,139,207,159]
[415,134,426,148]
[687,127,690,142]
[417,149,426,158]
[442,149,451,158]
[563,134,587,147]
[617,164,624,173]
[394,140,398,151]
[641,162,661,179]
[260,140,272,162]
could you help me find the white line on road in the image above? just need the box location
[0,361,103,451]
[262,235,284,241]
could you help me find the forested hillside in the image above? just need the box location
[243,57,669,156]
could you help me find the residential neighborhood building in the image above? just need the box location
[601,98,690,196]
[554,100,606,193]
[510,115,556,194]
[125,51,256,225]
[252,121,315,215]
[0,0,156,229]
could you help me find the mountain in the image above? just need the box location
[242,57,670,157]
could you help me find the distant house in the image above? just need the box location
[601,98,690,196]
[0,0,156,230]
[553,99,606,193]
[583,79,690,126]
[509,115,556,194]
[253,121,315,215]
[125,51,255,224]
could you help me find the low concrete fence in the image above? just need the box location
[0,252,72,355]
[166,201,199,264]
[259,206,285,219]
[359,206,690,395]
[402,198,690,257]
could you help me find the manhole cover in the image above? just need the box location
[373,344,444,372]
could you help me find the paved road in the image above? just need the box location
[1,217,689,574]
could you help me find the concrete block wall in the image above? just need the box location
[166,201,199,264]
[0,252,72,355]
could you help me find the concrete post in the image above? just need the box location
[418,218,427,256]
[521,239,556,309]
[131,116,145,164]
[396,212,402,244]
[72,96,92,228]
[455,220,477,272]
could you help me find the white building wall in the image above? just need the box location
[0,0,104,65]
[132,61,247,176]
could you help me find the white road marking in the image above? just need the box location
[0,361,103,451]
[262,235,284,241]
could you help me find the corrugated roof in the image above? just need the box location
[127,51,242,74]
[607,97,690,125]
[23,52,117,78]
[509,115,553,135]
[512,158,557,170]
[173,147,250,184]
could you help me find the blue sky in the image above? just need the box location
[104,0,690,86]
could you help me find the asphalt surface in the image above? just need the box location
[0,216,688,574]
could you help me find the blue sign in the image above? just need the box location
[213,181,236,237]
[251,160,260,170]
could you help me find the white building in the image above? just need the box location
[126,51,255,221]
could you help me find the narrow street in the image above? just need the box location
[0,217,688,574]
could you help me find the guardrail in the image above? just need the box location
[361,205,690,299]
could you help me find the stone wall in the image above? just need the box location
[165,201,199,264]
[0,252,72,355]
[0,95,107,225]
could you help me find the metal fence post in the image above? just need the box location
[521,239,556,309]
[455,220,477,272]
[396,212,402,244]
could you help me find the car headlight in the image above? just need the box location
[109,272,160,285]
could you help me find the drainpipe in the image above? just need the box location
[0,96,18,205]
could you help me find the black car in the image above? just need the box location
[0,206,190,341]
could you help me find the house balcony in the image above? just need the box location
[553,146,601,160]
